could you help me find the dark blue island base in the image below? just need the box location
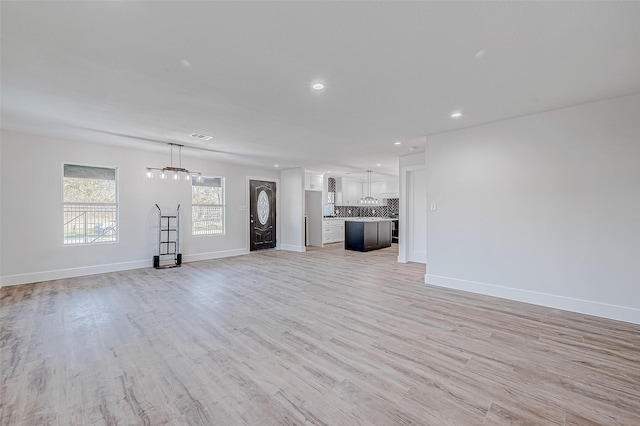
[345,219,392,252]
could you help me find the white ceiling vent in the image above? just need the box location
[189,133,213,141]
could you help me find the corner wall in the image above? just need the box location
[280,168,305,252]
[0,136,3,286]
[424,94,640,324]
[0,130,280,286]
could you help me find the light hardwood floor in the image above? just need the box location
[1,244,639,425]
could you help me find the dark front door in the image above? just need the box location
[250,179,276,251]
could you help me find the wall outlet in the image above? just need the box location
[430,203,437,211]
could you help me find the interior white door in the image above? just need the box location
[407,170,427,263]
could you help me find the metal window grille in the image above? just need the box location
[63,164,117,245]
[192,205,224,235]
[64,203,117,244]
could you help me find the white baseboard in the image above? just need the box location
[0,249,251,287]
[279,244,306,253]
[183,248,248,263]
[1,260,150,287]
[425,274,640,325]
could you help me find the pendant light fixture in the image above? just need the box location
[146,143,201,181]
[360,170,378,204]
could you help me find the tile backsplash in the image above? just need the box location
[387,198,399,214]
[327,177,336,192]
[332,198,399,218]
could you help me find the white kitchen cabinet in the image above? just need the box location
[334,177,387,205]
[336,177,388,205]
[380,176,399,198]
[305,173,323,191]
[322,220,346,244]
[369,180,383,204]
[356,179,384,205]
[343,179,363,205]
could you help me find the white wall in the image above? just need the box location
[280,168,305,252]
[0,136,3,285]
[0,130,280,285]
[424,94,640,324]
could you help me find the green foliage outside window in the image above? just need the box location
[64,177,116,203]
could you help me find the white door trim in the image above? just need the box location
[398,164,425,263]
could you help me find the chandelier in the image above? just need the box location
[360,170,378,204]
[146,143,201,181]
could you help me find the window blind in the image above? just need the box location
[64,164,116,180]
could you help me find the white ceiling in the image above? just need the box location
[2,1,639,177]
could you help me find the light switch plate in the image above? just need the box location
[430,203,437,211]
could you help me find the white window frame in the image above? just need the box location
[62,163,119,245]
[192,176,225,236]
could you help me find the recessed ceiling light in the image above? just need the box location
[274,164,279,168]
[312,82,325,91]
[474,50,486,59]
[189,132,213,140]
[394,141,402,145]
[450,111,463,119]
[376,164,382,167]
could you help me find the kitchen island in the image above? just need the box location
[344,218,392,252]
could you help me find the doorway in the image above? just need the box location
[407,169,427,263]
[249,179,277,251]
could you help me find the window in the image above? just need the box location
[63,164,118,245]
[192,176,224,235]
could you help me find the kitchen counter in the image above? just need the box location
[345,217,392,222]
[344,219,392,252]
[324,217,392,221]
